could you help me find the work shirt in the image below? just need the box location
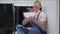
[33,10,46,31]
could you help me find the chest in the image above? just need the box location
[34,12,42,21]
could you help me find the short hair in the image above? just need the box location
[35,1,41,6]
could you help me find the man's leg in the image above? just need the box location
[39,27,46,34]
[28,27,41,34]
[16,24,29,34]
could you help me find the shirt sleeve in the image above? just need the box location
[39,13,46,21]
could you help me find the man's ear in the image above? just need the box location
[40,7,42,11]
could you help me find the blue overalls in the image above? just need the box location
[16,11,46,34]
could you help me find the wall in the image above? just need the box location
[14,0,35,6]
[0,0,13,3]
[42,0,59,34]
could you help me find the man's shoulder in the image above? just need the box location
[40,11,46,16]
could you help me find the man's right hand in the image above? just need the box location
[22,18,30,26]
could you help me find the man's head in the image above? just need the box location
[33,1,41,9]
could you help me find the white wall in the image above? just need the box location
[14,0,35,6]
[0,0,14,3]
[43,0,59,34]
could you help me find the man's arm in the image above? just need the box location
[22,18,29,26]
[29,13,46,29]
[32,19,46,29]
[29,17,46,29]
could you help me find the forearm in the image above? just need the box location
[22,20,28,26]
[32,19,46,29]
[22,18,29,26]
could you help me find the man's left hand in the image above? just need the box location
[29,16,35,20]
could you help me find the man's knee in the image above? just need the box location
[16,24,22,29]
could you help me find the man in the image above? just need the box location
[16,1,46,34]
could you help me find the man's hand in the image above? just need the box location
[22,18,30,26]
[29,16,35,21]
[25,18,30,22]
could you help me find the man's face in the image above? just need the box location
[33,1,41,8]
